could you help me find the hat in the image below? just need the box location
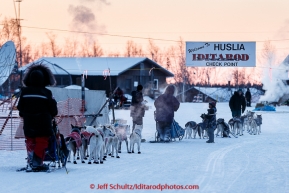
[23,63,56,87]
[29,70,44,87]
[238,88,242,92]
[209,101,216,107]
[165,85,176,95]
[137,85,143,91]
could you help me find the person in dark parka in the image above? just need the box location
[154,85,180,142]
[17,63,58,171]
[205,102,217,143]
[229,89,246,118]
[245,88,252,107]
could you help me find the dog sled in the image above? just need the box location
[43,130,69,173]
[151,119,185,143]
[17,120,69,173]
[171,120,185,141]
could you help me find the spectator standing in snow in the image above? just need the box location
[229,88,246,117]
[114,87,127,107]
[130,85,146,131]
[205,102,217,143]
[17,64,58,172]
[154,85,180,142]
[245,88,252,107]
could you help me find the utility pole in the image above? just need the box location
[14,0,22,67]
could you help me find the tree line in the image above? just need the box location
[0,17,267,94]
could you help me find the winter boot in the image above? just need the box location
[31,154,49,172]
[164,128,171,142]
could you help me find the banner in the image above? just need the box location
[186,42,256,67]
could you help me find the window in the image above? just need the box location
[153,79,158,90]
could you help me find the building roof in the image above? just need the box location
[282,55,289,66]
[191,87,264,102]
[19,57,174,77]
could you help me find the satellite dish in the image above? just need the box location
[0,41,17,86]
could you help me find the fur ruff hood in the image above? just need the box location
[22,63,56,87]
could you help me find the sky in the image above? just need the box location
[0,0,289,63]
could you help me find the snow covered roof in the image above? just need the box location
[19,57,174,77]
[194,87,264,102]
[64,85,89,90]
[282,55,289,66]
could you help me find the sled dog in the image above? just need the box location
[105,126,120,158]
[129,125,142,154]
[86,125,115,164]
[185,121,202,139]
[116,124,130,153]
[65,124,85,164]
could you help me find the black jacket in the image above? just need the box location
[229,92,246,112]
[245,90,251,100]
[206,107,217,127]
[154,85,180,123]
[17,87,58,138]
[130,90,145,118]
[17,64,58,138]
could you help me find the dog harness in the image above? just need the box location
[81,131,91,140]
[67,132,82,148]
[115,127,127,141]
[81,131,94,145]
[134,129,142,139]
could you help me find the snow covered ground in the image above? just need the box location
[1,98,289,193]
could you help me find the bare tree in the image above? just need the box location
[31,45,41,61]
[108,51,120,57]
[148,39,164,64]
[46,32,62,57]
[80,38,103,57]
[260,40,277,66]
[63,37,79,57]
[0,17,18,43]
[125,40,143,57]
[166,38,190,102]
[91,41,103,57]
[40,42,50,57]
[232,68,246,88]
[0,17,25,66]
[166,57,171,70]
[80,38,90,57]
[21,37,33,65]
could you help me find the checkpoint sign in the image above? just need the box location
[186,42,256,67]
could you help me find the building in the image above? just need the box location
[20,57,174,97]
[178,86,264,103]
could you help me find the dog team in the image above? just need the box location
[65,123,143,164]
[184,109,263,140]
